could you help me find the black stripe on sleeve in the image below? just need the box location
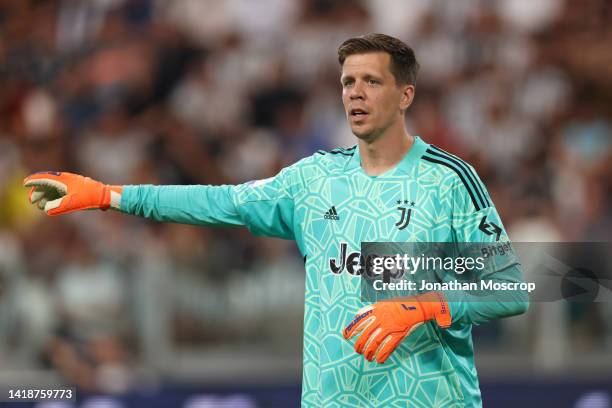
[429,145,490,207]
[426,147,489,209]
[429,146,489,207]
[422,155,482,211]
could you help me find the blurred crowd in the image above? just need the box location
[1,0,612,394]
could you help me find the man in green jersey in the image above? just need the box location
[25,33,529,407]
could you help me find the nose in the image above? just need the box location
[349,81,365,100]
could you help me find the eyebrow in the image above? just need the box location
[341,73,382,83]
[363,74,382,81]
[340,74,383,84]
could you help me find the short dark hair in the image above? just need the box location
[338,33,419,86]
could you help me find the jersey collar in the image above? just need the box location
[346,136,428,176]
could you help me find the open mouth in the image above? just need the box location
[350,108,369,118]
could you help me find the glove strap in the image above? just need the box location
[102,185,123,210]
[418,292,452,328]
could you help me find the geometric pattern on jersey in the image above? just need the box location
[121,136,525,408]
[231,137,510,407]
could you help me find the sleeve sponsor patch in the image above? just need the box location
[246,177,275,188]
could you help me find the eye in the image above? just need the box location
[367,79,379,85]
[342,80,354,88]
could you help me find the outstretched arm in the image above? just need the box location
[24,170,298,240]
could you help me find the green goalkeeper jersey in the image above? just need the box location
[120,136,528,407]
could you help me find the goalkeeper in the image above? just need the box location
[25,33,528,407]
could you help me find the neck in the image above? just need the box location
[359,126,414,176]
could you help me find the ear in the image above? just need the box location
[399,84,415,112]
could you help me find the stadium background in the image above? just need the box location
[0,0,611,406]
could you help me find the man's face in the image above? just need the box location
[341,52,413,142]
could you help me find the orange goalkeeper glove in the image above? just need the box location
[23,171,122,216]
[343,292,451,364]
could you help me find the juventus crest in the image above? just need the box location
[395,200,414,230]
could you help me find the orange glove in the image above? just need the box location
[23,171,122,216]
[343,292,451,364]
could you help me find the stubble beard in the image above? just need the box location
[350,118,392,144]
[352,127,379,144]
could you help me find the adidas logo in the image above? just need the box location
[324,206,340,221]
